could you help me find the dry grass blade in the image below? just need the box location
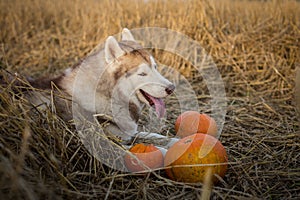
[295,65,300,122]
[200,167,213,200]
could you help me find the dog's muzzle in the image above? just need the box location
[165,84,175,95]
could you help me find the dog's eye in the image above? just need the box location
[138,72,147,76]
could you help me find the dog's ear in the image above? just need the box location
[105,36,125,64]
[121,28,135,41]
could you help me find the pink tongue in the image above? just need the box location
[148,96,166,118]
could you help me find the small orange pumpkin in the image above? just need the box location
[175,111,218,138]
[124,143,164,172]
[164,133,228,184]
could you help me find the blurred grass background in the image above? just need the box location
[0,0,299,199]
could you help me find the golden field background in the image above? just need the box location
[0,0,299,199]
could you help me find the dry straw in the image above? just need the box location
[1,0,299,199]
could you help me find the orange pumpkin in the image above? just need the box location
[175,111,218,138]
[124,143,164,172]
[164,133,228,184]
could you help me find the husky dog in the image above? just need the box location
[23,28,178,151]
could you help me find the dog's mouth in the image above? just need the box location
[139,89,165,118]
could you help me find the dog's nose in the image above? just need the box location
[165,84,175,95]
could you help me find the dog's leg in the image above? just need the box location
[134,132,179,149]
[122,132,179,156]
[154,146,168,157]
[122,144,168,156]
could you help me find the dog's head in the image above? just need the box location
[105,28,175,118]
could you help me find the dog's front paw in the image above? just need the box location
[155,146,168,157]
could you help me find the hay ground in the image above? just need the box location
[0,0,300,199]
